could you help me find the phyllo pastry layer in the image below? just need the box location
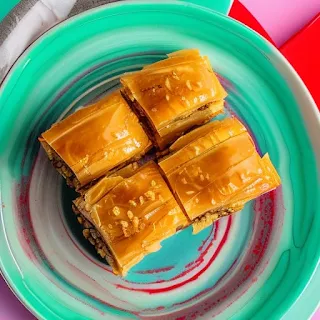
[39,91,151,189]
[158,117,281,234]
[121,49,226,149]
[73,162,189,275]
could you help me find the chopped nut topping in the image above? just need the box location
[132,216,139,232]
[195,198,199,204]
[196,81,203,88]
[139,223,146,231]
[139,196,145,205]
[165,78,172,91]
[96,241,103,249]
[83,229,90,239]
[172,71,180,80]
[181,177,187,184]
[77,216,83,224]
[150,180,157,187]
[127,210,134,220]
[165,94,170,101]
[197,167,202,173]
[195,146,201,155]
[88,237,95,245]
[211,213,219,220]
[83,220,92,229]
[120,220,129,227]
[112,206,120,216]
[186,80,192,90]
[108,224,113,229]
[158,195,164,202]
[181,96,186,101]
[129,200,137,207]
[185,100,191,107]
[200,174,205,181]
[132,162,139,170]
[90,229,99,239]
[186,191,195,195]
[145,190,156,201]
[211,199,216,205]
[97,248,106,258]
[152,88,156,93]
[151,107,157,112]
[120,220,132,237]
[205,173,210,180]
[122,229,132,237]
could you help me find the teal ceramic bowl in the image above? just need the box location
[0,2,319,319]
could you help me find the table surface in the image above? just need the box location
[0,0,319,319]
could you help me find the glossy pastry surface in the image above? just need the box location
[121,49,227,136]
[159,118,281,221]
[40,91,150,186]
[154,100,224,149]
[75,162,189,275]
[160,117,248,174]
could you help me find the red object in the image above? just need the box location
[229,0,275,45]
[280,13,320,109]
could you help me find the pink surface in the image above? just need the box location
[1,0,319,319]
[241,0,320,46]
[0,277,35,319]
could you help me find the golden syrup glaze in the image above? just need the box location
[169,116,245,152]
[120,49,227,136]
[192,154,281,234]
[77,162,189,275]
[154,100,224,150]
[40,91,151,186]
[159,119,281,221]
[159,117,247,175]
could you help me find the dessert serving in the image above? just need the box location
[39,91,151,190]
[158,118,281,234]
[39,49,281,276]
[72,162,189,275]
[121,49,226,149]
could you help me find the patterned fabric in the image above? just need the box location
[0,0,120,82]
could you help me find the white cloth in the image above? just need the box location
[0,0,117,82]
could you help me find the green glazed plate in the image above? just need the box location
[0,1,319,319]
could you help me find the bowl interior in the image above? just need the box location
[0,2,319,320]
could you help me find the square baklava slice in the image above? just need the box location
[121,49,226,149]
[73,162,189,276]
[158,118,281,233]
[39,91,151,189]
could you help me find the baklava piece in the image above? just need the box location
[73,162,189,276]
[39,91,151,189]
[158,117,281,234]
[121,49,226,149]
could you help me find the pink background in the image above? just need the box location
[242,0,320,46]
[0,0,319,319]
